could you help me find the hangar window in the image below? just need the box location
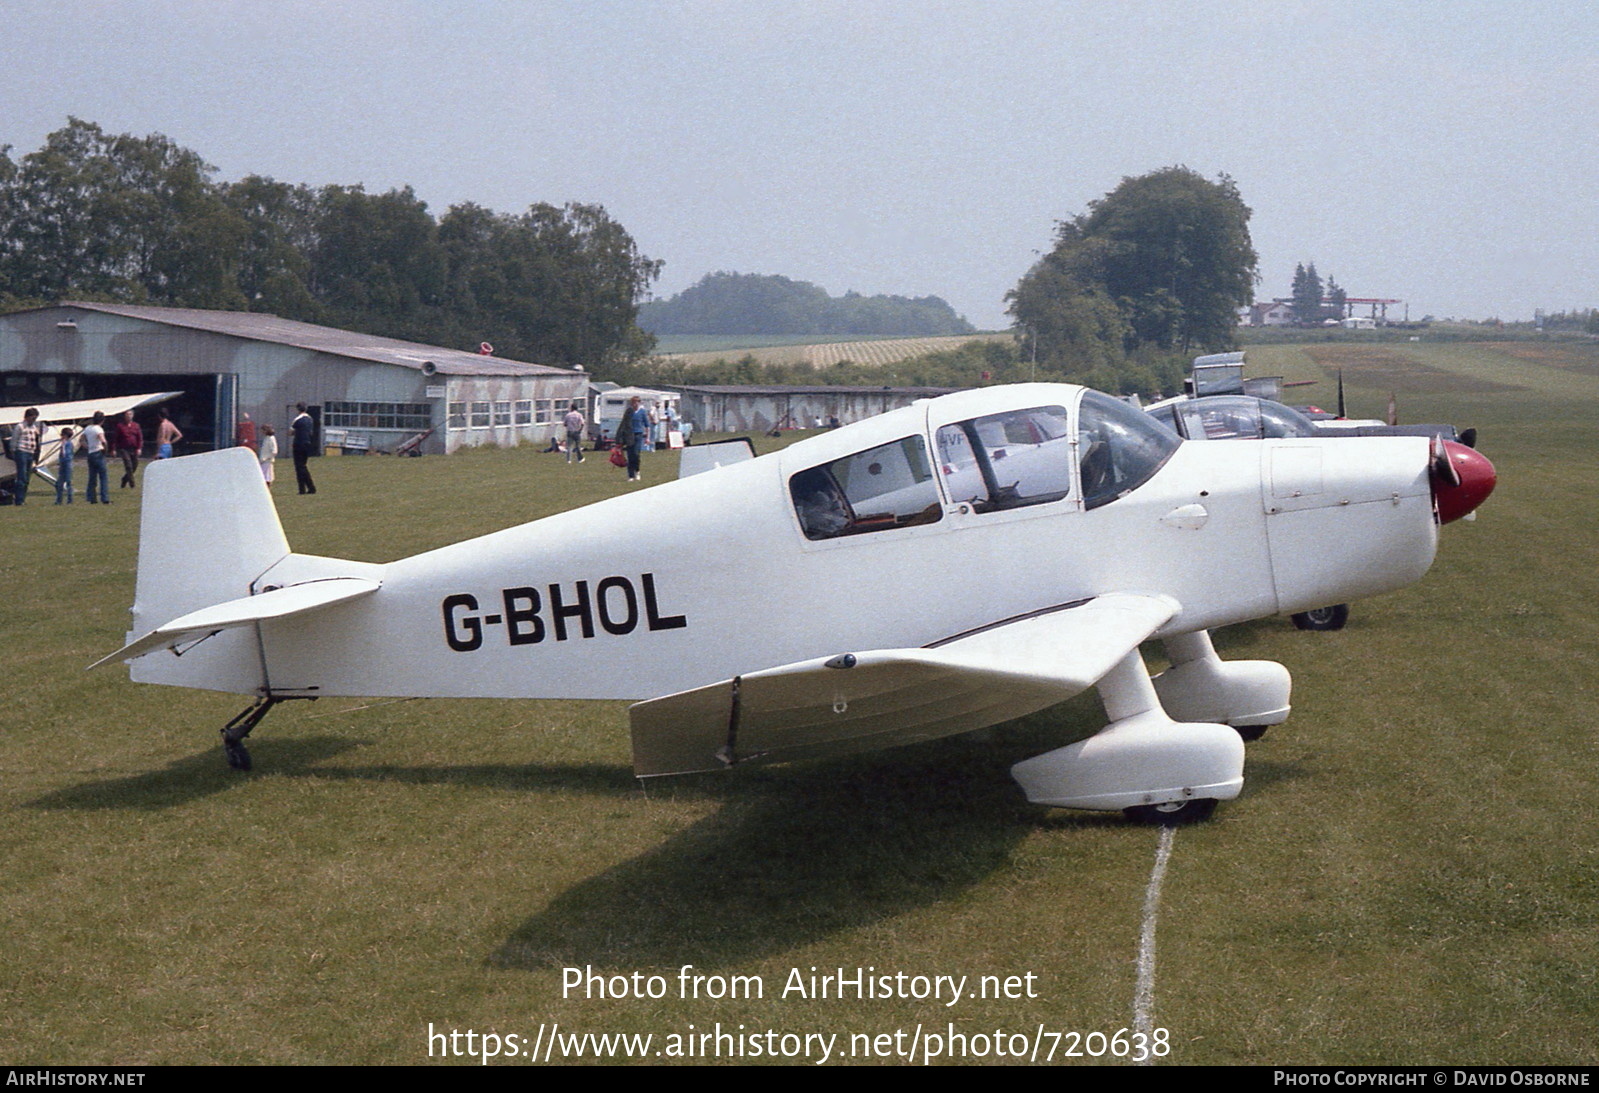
[1077,390,1181,509]
[448,402,466,428]
[470,402,491,428]
[935,405,1072,513]
[323,401,432,431]
[492,401,513,427]
[535,399,555,424]
[514,400,533,425]
[790,436,941,541]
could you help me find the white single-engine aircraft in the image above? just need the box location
[96,383,1496,823]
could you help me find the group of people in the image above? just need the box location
[7,401,319,506]
[550,397,653,482]
[6,407,176,506]
[233,405,315,494]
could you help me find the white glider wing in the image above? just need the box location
[91,577,381,668]
[0,391,186,428]
[630,591,1179,776]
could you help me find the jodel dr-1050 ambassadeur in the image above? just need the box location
[95,382,1495,824]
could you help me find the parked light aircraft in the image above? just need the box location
[95,383,1496,823]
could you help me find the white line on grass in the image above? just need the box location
[1133,824,1176,1063]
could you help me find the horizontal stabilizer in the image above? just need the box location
[91,577,381,669]
[630,592,1178,776]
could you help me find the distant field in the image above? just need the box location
[655,331,1014,369]
[4,342,1596,1064]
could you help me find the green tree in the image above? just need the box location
[1291,262,1324,325]
[437,201,661,367]
[1009,167,1256,382]
[638,272,974,336]
[1325,275,1347,321]
[0,118,247,307]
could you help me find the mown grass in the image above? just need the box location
[1,347,1595,1065]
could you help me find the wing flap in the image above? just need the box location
[630,592,1178,776]
[90,577,381,668]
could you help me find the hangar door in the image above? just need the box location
[0,371,240,454]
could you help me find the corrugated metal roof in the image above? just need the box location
[54,302,577,378]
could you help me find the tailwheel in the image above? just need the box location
[1123,798,1218,825]
[1234,724,1269,742]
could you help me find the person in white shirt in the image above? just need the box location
[82,411,110,504]
[258,425,279,488]
[563,403,586,464]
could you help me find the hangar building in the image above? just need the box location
[0,302,587,455]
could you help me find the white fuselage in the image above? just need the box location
[134,384,1438,702]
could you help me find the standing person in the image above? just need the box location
[82,410,110,504]
[613,395,651,482]
[563,402,586,464]
[10,408,46,506]
[154,408,182,459]
[54,427,76,504]
[291,403,317,495]
[257,424,278,488]
[112,410,143,488]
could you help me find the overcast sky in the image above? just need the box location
[4,0,1595,329]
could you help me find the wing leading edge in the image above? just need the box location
[629,591,1179,776]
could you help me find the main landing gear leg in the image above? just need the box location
[1152,630,1291,742]
[1010,650,1245,823]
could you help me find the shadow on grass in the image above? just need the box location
[27,736,368,811]
[301,761,643,797]
[489,729,1133,973]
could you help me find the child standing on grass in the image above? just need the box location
[54,426,75,504]
[258,424,277,488]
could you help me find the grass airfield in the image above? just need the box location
[2,339,1596,1065]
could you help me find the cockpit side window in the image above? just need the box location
[1078,390,1181,509]
[789,435,942,540]
[935,405,1072,513]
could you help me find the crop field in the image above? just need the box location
[656,332,1013,370]
[1,340,1596,1065]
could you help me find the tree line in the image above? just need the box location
[638,271,976,337]
[0,119,661,368]
[1006,166,1257,394]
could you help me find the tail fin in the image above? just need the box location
[123,448,291,694]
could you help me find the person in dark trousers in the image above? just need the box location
[111,410,143,489]
[613,395,651,482]
[291,404,317,495]
[10,408,46,505]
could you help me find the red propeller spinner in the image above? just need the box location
[1430,438,1497,524]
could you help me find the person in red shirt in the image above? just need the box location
[111,410,144,488]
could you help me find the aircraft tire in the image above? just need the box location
[1234,724,1269,742]
[1291,604,1350,631]
[1123,798,1218,825]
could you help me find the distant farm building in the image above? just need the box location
[1249,301,1295,326]
[651,384,962,434]
[0,303,586,455]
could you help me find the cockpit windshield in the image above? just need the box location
[1078,390,1181,509]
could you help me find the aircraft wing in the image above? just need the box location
[0,391,185,428]
[630,591,1179,776]
[90,577,381,668]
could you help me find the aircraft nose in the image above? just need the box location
[1431,439,1496,523]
